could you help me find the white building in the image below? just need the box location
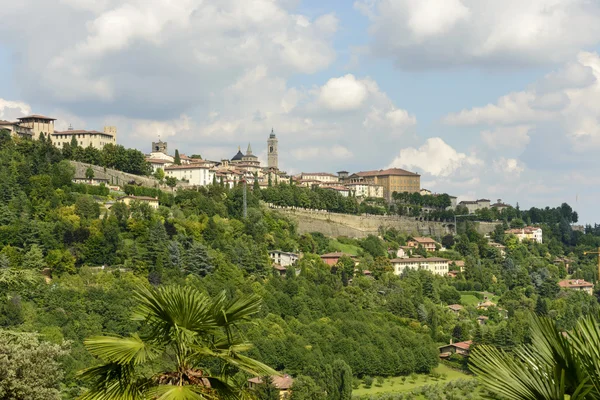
[505,226,543,244]
[459,199,491,214]
[165,164,215,186]
[298,172,339,183]
[345,183,384,198]
[391,257,449,276]
[268,250,300,267]
[147,158,172,173]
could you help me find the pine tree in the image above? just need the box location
[174,149,181,165]
[23,245,45,270]
[328,359,353,400]
[535,296,548,316]
[183,242,213,276]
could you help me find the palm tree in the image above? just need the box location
[78,285,276,400]
[470,313,600,399]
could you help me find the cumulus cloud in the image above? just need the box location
[481,126,531,150]
[493,157,525,176]
[356,0,600,68]
[317,74,372,111]
[0,99,32,120]
[387,137,482,177]
[292,145,353,161]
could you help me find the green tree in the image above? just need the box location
[0,330,69,400]
[153,168,165,182]
[23,244,45,270]
[165,176,177,188]
[328,359,352,400]
[183,242,214,276]
[255,376,280,400]
[174,149,181,165]
[79,285,275,399]
[75,195,100,220]
[85,166,95,181]
[290,375,322,400]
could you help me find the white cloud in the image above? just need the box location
[292,145,353,161]
[0,99,32,120]
[481,126,531,150]
[387,137,482,177]
[356,0,600,67]
[317,74,369,111]
[493,157,525,176]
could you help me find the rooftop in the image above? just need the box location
[248,375,294,390]
[559,279,593,288]
[354,168,419,177]
[391,257,449,263]
[17,114,56,121]
[301,172,337,177]
[409,237,438,244]
[165,164,212,170]
[447,304,463,311]
[320,252,356,259]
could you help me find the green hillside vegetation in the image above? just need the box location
[1,130,600,399]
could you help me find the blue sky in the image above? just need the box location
[2,0,600,222]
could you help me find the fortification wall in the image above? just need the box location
[271,206,497,239]
[70,161,161,188]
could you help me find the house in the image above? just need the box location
[558,279,594,295]
[16,114,56,140]
[491,199,511,212]
[344,182,384,198]
[447,304,463,314]
[439,340,472,358]
[117,195,159,209]
[146,158,172,173]
[273,264,287,277]
[452,260,465,271]
[489,242,507,257]
[420,188,432,196]
[324,186,350,197]
[165,164,216,187]
[72,177,109,186]
[477,300,497,310]
[407,237,438,252]
[347,168,420,201]
[298,172,339,183]
[268,251,300,267]
[447,270,459,278]
[390,257,449,276]
[459,199,491,214]
[553,257,574,272]
[388,246,411,259]
[0,120,34,138]
[248,375,294,399]
[477,315,489,325]
[320,252,357,266]
[505,226,543,244]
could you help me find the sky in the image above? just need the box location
[2,0,600,223]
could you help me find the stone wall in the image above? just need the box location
[270,206,498,239]
[70,161,161,188]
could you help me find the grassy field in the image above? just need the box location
[329,240,362,256]
[460,294,481,306]
[352,364,473,396]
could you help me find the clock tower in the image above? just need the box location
[267,128,278,170]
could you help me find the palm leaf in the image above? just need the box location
[149,384,217,400]
[84,334,160,365]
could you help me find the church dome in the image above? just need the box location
[231,150,244,161]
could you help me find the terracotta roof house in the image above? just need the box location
[439,340,473,358]
[447,304,463,314]
[477,300,497,310]
[477,315,489,325]
[559,279,594,295]
[320,252,357,266]
[248,374,294,398]
[407,237,439,252]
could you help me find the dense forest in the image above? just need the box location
[1,130,600,399]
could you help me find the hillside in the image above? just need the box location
[0,131,600,399]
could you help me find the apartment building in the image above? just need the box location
[348,168,420,201]
[391,257,449,276]
[165,164,215,187]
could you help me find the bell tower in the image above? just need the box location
[267,128,278,170]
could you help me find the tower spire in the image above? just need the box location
[247,142,252,155]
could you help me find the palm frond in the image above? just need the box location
[77,362,152,400]
[149,384,217,400]
[211,291,262,328]
[191,344,277,377]
[84,334,160,365]
[569,314,600,397]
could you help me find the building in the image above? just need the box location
[165,164,215,187]
[407,237,439,252]
[348,168,420,201]
[72,177,109,185]
[298,172,339,183]
[439,340,472,358]
[117,195,159,209]
[345,182,384,198]
[558,279,594,295]
[16,115,56,140]
[447,304,463,315]
[505,226,543,243]
[491,199,511,212]
[477,300,497,310]
[0,120,33,138]
[51,125,117,149]
[337,171,349,181]
[273,264,288,277]
[459,199,491,214]
[390,257,449,276]
[420,188,432,196]
[248,375,294,399]
[325,186,350,197]
[267,128,278,170]
[268,250,300,267]
[477,315,489,325]
[152,140,168,154]
[320,252,357,266]
[147,158,172,173]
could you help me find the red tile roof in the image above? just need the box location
[165,164,212,170]
[559,279,593,288]
[409,237,438,244]
[54,130,106,135]
[391,257,449,263]
[452,340,472,350]
[248,375,294,390]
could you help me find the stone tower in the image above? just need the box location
[267,128,278,170]
[152,140,168,154]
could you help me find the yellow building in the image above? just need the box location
[116,195,159,209]
[16,115,56,140]
[349,168,420,201]
[0,120,34,139]
[51,125,117,150]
